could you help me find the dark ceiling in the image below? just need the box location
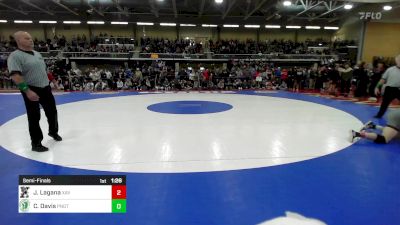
[0,0,399,26]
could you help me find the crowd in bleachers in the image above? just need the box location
[1,33,378,97]
[0,40,16,52]
[209,39,356,55]
[140,38,203,54]
[0,34,137,53]
[1,56,385,100]
[0,34,356,55]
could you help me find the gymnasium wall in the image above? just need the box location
[90,24,134,38]
[0,24,45,41]
[0,23,335,44]
[220,28,257,41]
[362,21,400,63]
[50,25,90,41]
[261,29,296,41]
[183,28,333,42]
[179,26,213,39]
[138,26,176,39]
[297,29,333,42]
[333,17,363,42]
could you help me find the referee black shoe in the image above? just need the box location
[48,133,62,141]
[32,143,49,152]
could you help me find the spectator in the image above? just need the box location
[116,79,124,90]
[353,62,369,97]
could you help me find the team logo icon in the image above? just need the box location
[20,186,30,198]
[19,200,30,212]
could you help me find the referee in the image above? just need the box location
[374,54,400,118]
[7,31,62,152]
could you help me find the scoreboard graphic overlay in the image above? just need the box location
[18,175,126,213]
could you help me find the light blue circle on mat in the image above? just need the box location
[147,101,233,114]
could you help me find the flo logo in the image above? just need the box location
[19,200,30,212]
[20,186,30,198]
[359,12,382,20]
